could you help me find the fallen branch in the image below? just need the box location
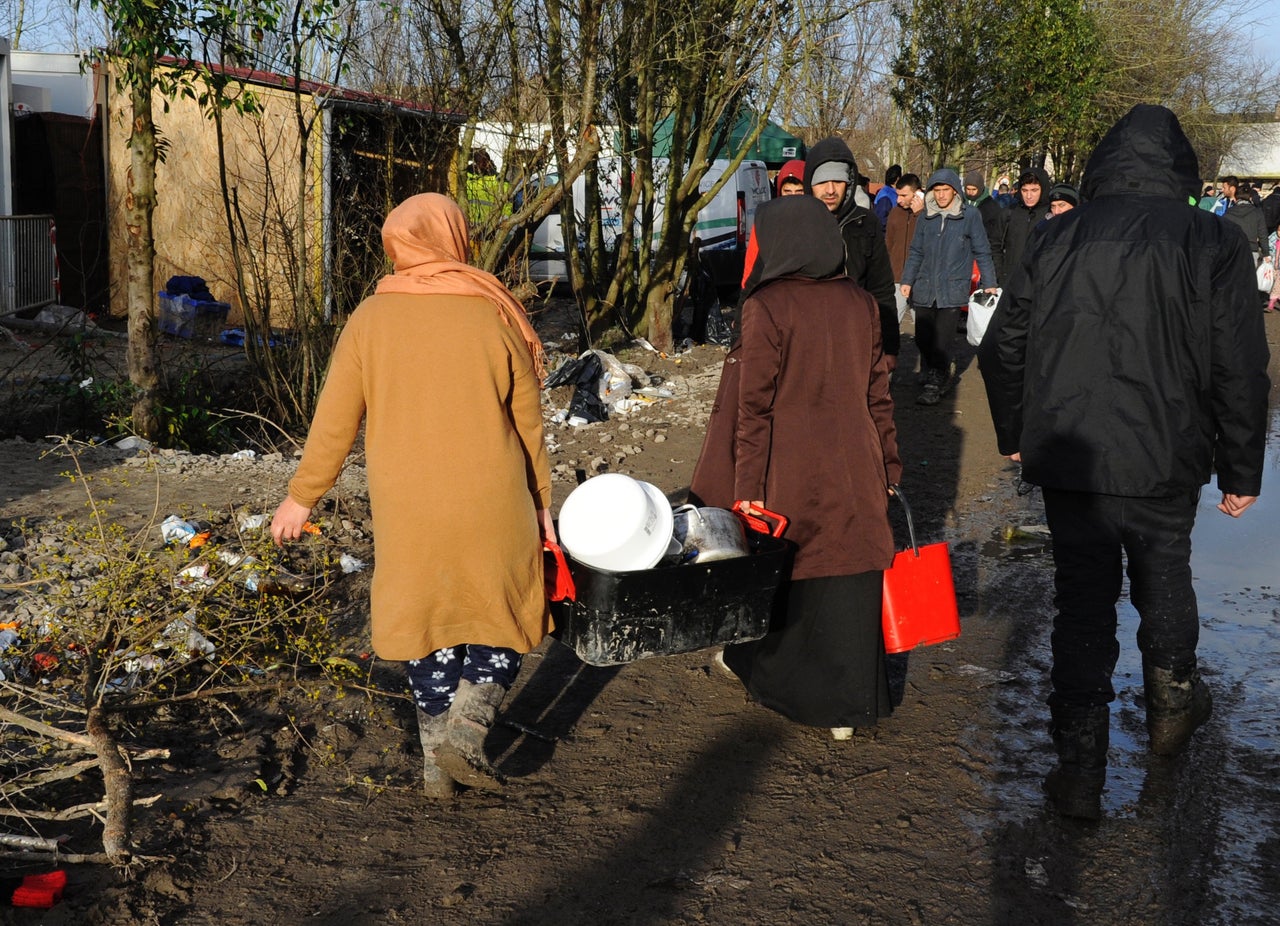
[0,849,175,865]
[0,833,67,852]
[0,704,94,750]
[0,792,162,821]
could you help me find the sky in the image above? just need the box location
[4,1,1280,86]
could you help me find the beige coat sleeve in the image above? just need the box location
[287,320,367,508]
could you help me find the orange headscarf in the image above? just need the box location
[375,193,546,381]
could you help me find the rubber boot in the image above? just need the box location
[435,679,508,790]
[416,708,457,799]
[1043,704,1109,821]
[1144,661,1212,756]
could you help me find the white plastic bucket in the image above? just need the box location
[558,474,675,572]
[672,505,750,563]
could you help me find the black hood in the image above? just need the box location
[804,137,859,221]
[746,196,845,298]
[1081,104,1200,202]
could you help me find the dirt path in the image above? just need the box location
[2,313,1279,925]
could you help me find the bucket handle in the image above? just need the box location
[731,501,789,538]
[889,485,920,557]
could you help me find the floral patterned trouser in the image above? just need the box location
[405,645,523,716]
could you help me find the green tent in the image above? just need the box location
[648,112,806,167]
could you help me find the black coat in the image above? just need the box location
[994,167,1052,281]
[800,137,900,356]
[1223,199,1270,257]
[978,105,1270,498]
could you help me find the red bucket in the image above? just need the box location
[882,488,959,654]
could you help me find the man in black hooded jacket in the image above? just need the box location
[803,138,899,369]
[978,105,1269,821]
[993,166,1051,281]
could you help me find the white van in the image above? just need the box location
[690,159,771,300]
[525,158,624,284]
[525,158,771,294]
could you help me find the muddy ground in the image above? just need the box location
[1,305,1279,925]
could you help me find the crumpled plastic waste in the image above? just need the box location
[339,553,366,574]
[164,610,217,657]
[161,515,212,548]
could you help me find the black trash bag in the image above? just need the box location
[165,275,214,300]
[548,353,608,423]
[544,354,593,389]
[703,302,734,346]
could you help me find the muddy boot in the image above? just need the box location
[435,679,508,790]
[1144,661,1212,756]
[1043,705,1109,821]
[416,708,457,799]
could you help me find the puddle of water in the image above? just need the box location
[1107,411,1280,915]
[972,408,1280,920]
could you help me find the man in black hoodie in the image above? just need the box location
[993,167,1051,281]
[803,138,899,370]
[979,105,1269,821]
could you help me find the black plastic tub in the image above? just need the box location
[549,532,790,667]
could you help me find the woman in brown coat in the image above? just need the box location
[690,195,902,735]
[271,193,554,796]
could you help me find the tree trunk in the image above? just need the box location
[125,65,161,440]
[86,706,133,864]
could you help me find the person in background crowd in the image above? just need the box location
[1260,183,1280,231]
[775,159,806,197]
[272,193,555,798]
[900,168,998,405]
[978,104,1269,821]
[964,170,1004,250]
[1268,214,1280,312]
[874,164,904,232]
[690,195,901,742]
[886,173,924,327]
[993,167,1052,281]
[1224,182,1270,263]
[1214,176,1238,216]
[801,138,900,370]
[1198,184,1219,211]
[1047,183,1080,216]
[995,179,1014,208]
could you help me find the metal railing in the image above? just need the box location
[0,215,58,317]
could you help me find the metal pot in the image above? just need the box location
[672,505,749,563]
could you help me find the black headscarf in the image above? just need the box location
[745,196,846,299]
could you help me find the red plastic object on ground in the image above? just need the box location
[12,870,67,908]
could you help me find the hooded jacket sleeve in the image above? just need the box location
[1209,230,1271,495]
[977,255,1032,456]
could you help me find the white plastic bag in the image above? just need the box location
[966,289,1001,347]
[1258,259,1274,294]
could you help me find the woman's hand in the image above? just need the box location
[536,508,557,543]
[271,497,313,546]
[899,284,912,300]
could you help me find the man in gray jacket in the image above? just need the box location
[900,168,998,405]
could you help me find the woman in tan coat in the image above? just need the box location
[272,193,554,796]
